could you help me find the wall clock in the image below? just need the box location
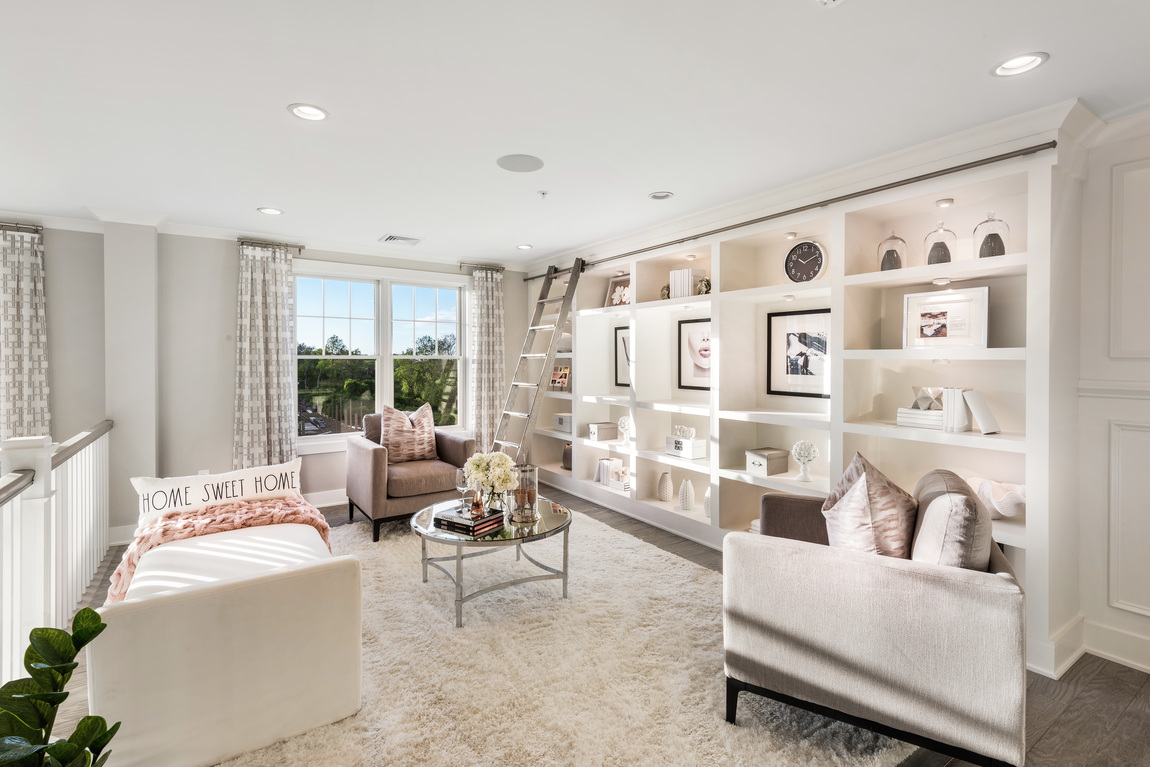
[784,241,826,283]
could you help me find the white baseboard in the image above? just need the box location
[1028,615,1086,679]
[109,524,137,546]
[1085,620,1150,674]
[304,488,348,510]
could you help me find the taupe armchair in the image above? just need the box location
[724,490,1026,767]
[346,413,475,541]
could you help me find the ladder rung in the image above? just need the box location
[511,382,539,388]
[529,324,557,331]
[493,439,520,449]
[521,353,548,359]
[538,297,565,304]
[503,411,530,419]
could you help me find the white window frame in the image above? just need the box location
[293,259,469,455]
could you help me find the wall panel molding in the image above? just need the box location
[1109,159,1150,357]
[1080,379,1150,399]
[1108,421,1150,618]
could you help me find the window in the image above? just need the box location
[391,284,461,425]
[296,277,378,436]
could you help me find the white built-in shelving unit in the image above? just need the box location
[522,105,1095,676]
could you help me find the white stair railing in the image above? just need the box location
[0,420,113,683]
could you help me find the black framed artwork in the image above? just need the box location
[767,308,830,398]
[677,318,711,391]
[614,326,631,387]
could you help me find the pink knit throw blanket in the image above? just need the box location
[106,496,331,605]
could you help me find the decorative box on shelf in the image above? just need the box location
[553,413,573,433]
[666,436,707,460]
[587,422,619,441]
[745,447,789,477]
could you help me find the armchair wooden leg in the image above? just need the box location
[348,500,355,522]
[726,677,743,724]
[373,519,384,543]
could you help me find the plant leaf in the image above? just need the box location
[92,751,111,767]
[69,610,105,653]
[63,753,90,767]
[65,717,105,751]
[87,723,118,757]
[0,736,48,762]
[20,648,47,689]
[44,739,80,764]
[0,712,39,743]
[28,630,74,667]
[0,681,50,729]
[26,660,77,694]
[20,692,68,706]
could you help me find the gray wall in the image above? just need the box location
[43,228,105,442]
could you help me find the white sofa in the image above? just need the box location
[89,524,362,767]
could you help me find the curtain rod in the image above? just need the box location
[0,221,44,234]
[524,140,1057,281]
[237,238,305,251]
[459,262,505,272]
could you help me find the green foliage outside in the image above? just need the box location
[298,334,459,433]
[0,608,119,767]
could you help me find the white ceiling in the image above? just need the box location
[2,0,1149,267]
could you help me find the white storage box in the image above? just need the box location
[553,413,573,433]
[665,436,707,460]
[745,447,789,477]
[587,422,619,441]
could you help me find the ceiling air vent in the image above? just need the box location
[379,234,422,246]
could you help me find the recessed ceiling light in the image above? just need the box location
[784,232,797,240]
[517,244,533,250]
[287,103,327,121]
[991,52,1049,77]
[936,198,954,208]
[496,154,544,172]
[648,191,674,200]
[256,207,283,215]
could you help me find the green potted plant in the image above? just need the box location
[0,607,119,766]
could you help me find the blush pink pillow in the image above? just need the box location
[380,403,437,463]
[821,452,918,558]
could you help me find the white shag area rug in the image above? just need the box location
[222,512,916,767]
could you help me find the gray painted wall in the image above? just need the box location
[43,229,105,442]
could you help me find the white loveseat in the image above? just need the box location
[88,524,362,767]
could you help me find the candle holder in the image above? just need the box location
[510,464,539,523]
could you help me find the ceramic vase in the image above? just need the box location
[679,480,695,512]
[657,472,672,502]
[561,443,572,470]
[703,486,712,519]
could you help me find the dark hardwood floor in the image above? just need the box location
[59,488,1148,766]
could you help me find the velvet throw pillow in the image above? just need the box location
[910,470,993,571]
[380,403,437,463]
[821,452,918,558]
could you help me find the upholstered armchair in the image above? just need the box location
[724,482,1026,767]
[346,411,476,541]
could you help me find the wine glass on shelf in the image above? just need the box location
[455,469,470,509]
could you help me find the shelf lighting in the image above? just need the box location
[784,232,797,240]
[935,198,954,208]
[783,294,796,302]
[933,277,952,286]
[685,254,696,261]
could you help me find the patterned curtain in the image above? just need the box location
[470,267,505,452]
[0,230,50,440]
[232,242,296,468]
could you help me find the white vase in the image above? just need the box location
[679,480,694,512]
[703,486,712,519]
[657,472,672,502]
[797,463,812,482]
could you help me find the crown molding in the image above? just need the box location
[85,207,168,227]
[0,209,103,234]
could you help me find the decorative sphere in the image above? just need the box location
[791,440,819,465]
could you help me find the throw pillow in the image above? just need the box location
[821,452,918,558]
[379,403,437,463]
[131,457,303,529]
[911,470,993,571]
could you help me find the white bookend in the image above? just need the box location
[963,390,1001,434]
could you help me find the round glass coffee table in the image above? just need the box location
[410,497,571,627]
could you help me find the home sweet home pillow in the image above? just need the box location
[379,403,437,462]
[131,457,303,529]
[821,452,918,558]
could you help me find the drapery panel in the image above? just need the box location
[0,230,50,440]
[469,267,505,452]
[232,242,296,468]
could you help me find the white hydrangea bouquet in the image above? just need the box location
[464,451,519,508]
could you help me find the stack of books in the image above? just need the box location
[669,267,706,299]
[896,387,971,432]
[433,506,505,536]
